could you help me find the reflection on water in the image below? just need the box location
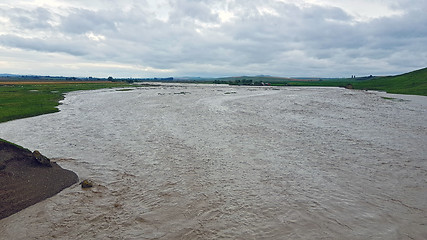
[0,84,426,239]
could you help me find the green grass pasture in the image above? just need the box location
[0,82,134,123]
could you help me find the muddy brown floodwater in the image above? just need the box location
[0,84,426,239]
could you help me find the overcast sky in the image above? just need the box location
[0,0,426,78]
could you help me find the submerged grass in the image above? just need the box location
[0,82,134,124]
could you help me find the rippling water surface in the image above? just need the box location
[0,84,426,239]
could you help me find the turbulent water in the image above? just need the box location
[0,84,426,239]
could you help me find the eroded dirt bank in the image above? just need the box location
[0,141,79,219]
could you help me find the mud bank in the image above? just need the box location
[0,140,78,219]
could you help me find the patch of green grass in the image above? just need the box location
[0,82,134,123]
[285,68,427,96]
[352,68,427,96]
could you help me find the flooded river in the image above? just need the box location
[0,84,426,239]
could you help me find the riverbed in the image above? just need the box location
[0,84,426,239]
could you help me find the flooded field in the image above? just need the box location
[0,84,426,239]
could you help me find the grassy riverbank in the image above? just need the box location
[0,82,134,123]
[351,67,427,96]
[287,68,427,96]
[285,67,427,96]
[214,68,427,96]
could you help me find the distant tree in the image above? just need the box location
[108,76,113,81]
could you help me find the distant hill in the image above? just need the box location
[353,67,427,96]
[0,74,19,77]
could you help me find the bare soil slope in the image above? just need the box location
[0,140,78,219]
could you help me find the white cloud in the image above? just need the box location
[86,32,106,41]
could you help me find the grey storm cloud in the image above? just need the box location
[0,34,87,56]
[60,8,118,34]
[0,0,426,77]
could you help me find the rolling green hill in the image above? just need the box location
[352,67,427,96]
[211,68,427,96]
